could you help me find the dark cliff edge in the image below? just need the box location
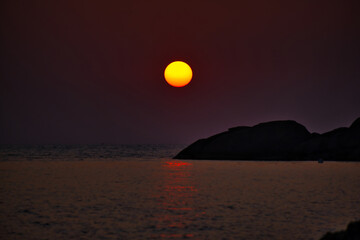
[320,220,360,240]
[174,118,360,161]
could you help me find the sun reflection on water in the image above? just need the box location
[152,160,201,239]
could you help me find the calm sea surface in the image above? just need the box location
[0,145,359,240]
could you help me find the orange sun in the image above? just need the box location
[164,61,193,87]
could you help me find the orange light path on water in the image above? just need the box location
[150,160,205,239]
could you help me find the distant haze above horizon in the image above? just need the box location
[1,0,359,144]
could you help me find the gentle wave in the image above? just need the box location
[0,144,186,161]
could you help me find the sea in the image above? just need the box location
[0,144,359,240]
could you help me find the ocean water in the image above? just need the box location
[0,144,185,161]
[0,145,359,240]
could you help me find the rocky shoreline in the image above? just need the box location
[175,118,360,161]
[320,220,360,240]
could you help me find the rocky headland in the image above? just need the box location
[320,220,360,240]
[174,118,360,160]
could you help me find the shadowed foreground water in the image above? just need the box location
[0,160,359,239]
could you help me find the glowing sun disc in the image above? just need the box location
[164,61,193,87]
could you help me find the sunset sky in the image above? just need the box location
[1,0,359,144]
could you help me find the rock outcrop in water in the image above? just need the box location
[174,118,360,160]
[320,220,360,240]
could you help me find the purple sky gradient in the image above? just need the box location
[1,0,359,144]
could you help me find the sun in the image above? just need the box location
[164,61,193,87]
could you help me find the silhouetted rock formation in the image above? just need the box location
[320,220,360,240]
[174,118,360,160]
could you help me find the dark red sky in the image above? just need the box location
[1,0,359,144]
